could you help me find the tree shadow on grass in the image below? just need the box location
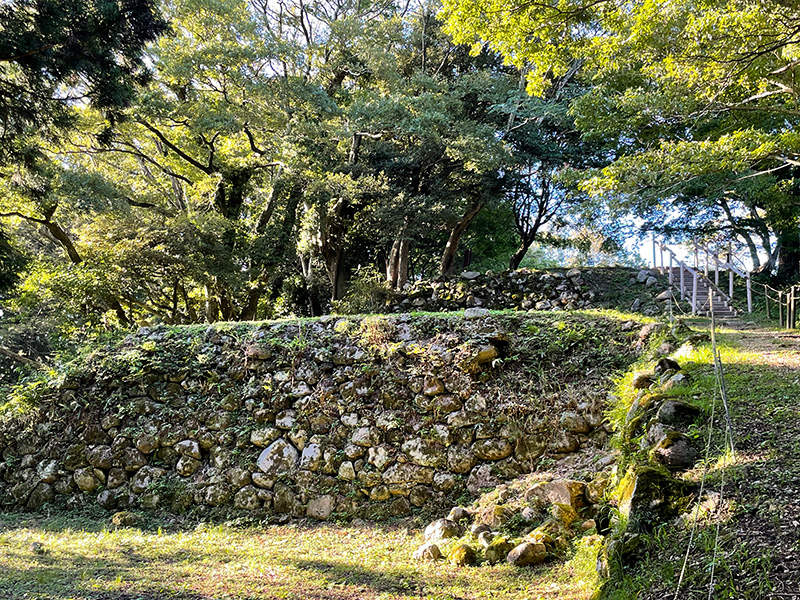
[287,556,557,600]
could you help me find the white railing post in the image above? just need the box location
[680,263,685,300]
[652,234,657,270]
[714,252,719,286]
[729,268,734,300]
[704,247,709,277]
[669,255,674,285]
[747,273,752,313]
[692,272,698,314]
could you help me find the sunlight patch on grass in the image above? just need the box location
[0,516,603,600]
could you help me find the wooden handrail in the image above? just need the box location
[655,238,752,313]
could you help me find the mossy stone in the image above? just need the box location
[447,543,477,566]
[615,466,697,531]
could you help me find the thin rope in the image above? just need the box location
[707,306,737,598]
[707,450,728,600]
[673,301,737,599]
[673,312,717,600]
[673,381,717,600]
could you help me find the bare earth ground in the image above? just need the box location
[720,324,800,599]
[633,320,800,600]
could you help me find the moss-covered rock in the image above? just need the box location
[614,466,697,531]
[447,543,477,566]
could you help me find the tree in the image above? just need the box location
[443,0,800,280]
[0,0,168,161]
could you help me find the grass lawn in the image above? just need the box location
[0,513,602,600]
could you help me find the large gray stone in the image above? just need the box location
[174,439,202,459]
[299,444,323,471]
[367,445,393,469]
[560,412,591,433]
[650,433,697,470]
[447,445,477,474]
[307,494,336,520]
[351,427,381,447]
[382,463,434,485]
[36,460,59,484]
[338,461,356,481]
[86,445,113,470]
[129,466,166,495]
[233,486,260,510]
[249,426,281,448]
[27,483,54,509]
[507,542,546,566]
[402,438,444,468]
[412,542,442,561]
[514,436,547,462]
[472,438,513,461]
[175,455,201,477]
[466,464,500,494]
[74,467,101,492]
[525,480,587,510]
[205,484,233,506]
[424,518,460,541]
[257,438,299,476]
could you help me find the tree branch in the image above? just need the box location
[0,344,45,370]
[138,120,215,174]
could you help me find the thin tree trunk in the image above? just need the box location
[510,238,535,270]
[386,231,410,290]
[396,239,410,289]
[440,200,486,276]
[204,284,220,322]
[43,221,82,264]
[386,238,401,288]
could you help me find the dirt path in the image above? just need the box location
[706,321,800,598]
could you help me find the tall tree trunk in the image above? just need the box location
[387,237,402,287]
[396,239,410,289]
[776,226,800,281]
[386,231,410,290]
[204,284,220,322]
[440,200,485,276]
[325,250,347,301]
[509,237,535,270]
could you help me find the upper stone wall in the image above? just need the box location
[390,267,668,315]
[0,312,648,521]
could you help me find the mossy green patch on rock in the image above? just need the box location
[613,466,697,532]
[447,543,477,566]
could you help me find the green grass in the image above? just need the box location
[0,513,603,600]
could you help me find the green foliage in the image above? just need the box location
[0,0,167,161]
[443,0,800,279]
[332,266,393,315]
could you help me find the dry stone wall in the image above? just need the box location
[390,267,668,315]
[0,313,645,520]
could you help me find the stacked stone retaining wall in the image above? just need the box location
[0,313,644,520]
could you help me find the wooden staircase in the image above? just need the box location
[663,267,738,319]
